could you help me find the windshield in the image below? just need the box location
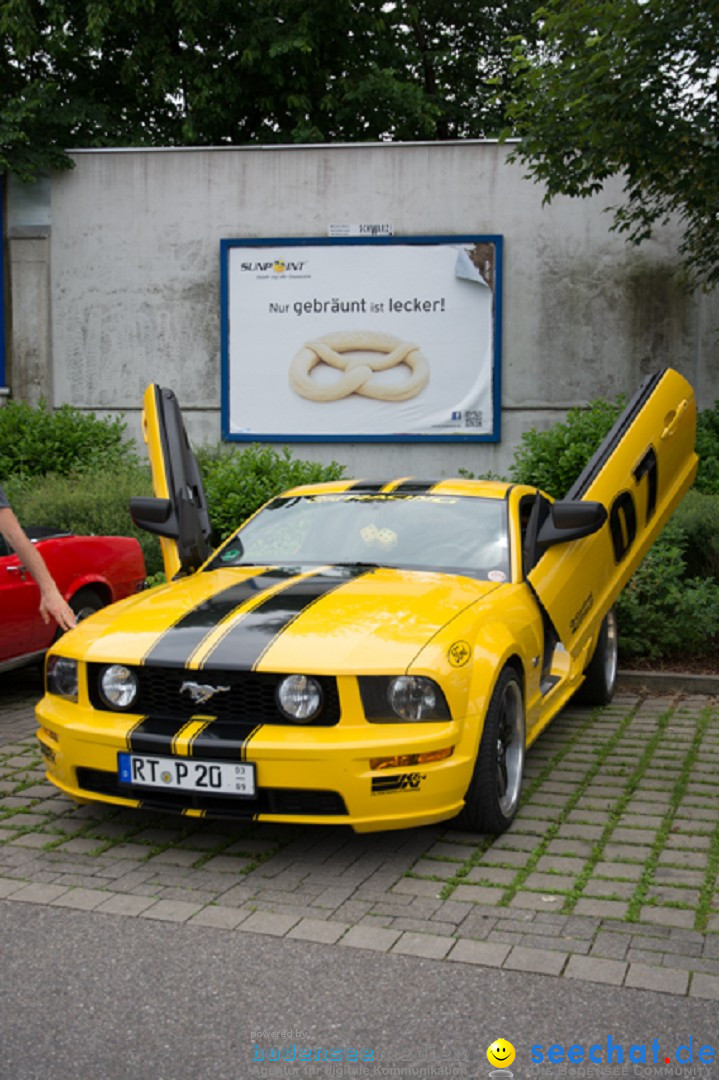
[207,493,510,582]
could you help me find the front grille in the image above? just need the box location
[76,767,348,818]
[87,665,340,726]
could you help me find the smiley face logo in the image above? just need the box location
[486,1039,515,1068]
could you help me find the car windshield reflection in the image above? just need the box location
[206,493,510,582]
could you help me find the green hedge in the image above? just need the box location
[616,518,719,661]
[511,396,719,498]
[696,399,719,495]
[198,443,345,542]
[9,466,164,578]
[509,398,624,498]
[0,399,137,479]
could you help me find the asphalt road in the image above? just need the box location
[1,901,717,1080]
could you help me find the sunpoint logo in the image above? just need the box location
[530,1036,715,1067]
[239,260,308,273]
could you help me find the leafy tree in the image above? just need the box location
[1,0,538,180]
[506,0,719,290]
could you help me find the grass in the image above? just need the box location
[408,697,719,933]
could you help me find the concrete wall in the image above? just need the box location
[5,142,718,476]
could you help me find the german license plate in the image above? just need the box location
[117,753,255,797]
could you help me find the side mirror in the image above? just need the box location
[537,500,607,550]
[129,496,177,538]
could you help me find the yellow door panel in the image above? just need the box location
[527,368,698,657]
[131,384,212,580]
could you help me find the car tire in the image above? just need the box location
[454,665,525,835]
[69,587,106,623]
[574,608,618,706]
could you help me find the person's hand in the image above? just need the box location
[40,586,77,632]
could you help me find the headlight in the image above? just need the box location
[47,656,78,701]
[388,676,445,721]
[359,675,451,722]
[99,664,139,709]
[276,675,323,722]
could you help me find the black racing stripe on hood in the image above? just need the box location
[201,565,371,671]
[384,480,439,494]
[142,569,298,668]
[128,715,188,754]
[189,720,262,761]
[344,480,386,492]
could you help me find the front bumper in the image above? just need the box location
[36,692,480,833]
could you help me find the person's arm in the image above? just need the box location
[0,507,77,631]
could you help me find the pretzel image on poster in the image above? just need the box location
[289,331,430,403]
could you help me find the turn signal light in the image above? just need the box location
[370,747,454,771]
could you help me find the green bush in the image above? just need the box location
[671,490,719,580]
[0,399,138,479]
[10,466,164,578]
[509,398,624,497]
[199,443,346,541]
[696,399,719,494]
[616,522,719,661]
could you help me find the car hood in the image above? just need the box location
[61,564,502,673]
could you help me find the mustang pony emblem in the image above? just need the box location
[179,681,231,705]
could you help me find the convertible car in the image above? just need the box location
[36,370,697,833]
[1,529,146,674]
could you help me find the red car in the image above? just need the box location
[0,527,146,673]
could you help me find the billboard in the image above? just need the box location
[221,235,502,443]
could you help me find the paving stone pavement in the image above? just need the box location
[1,668,717,1000]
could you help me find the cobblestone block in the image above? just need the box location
[464,866,515,886]
[390,878,442,899]
[573,898,629,919]
[535,855,585,875]
[391,932,454,959]
[526,934,591,955]
[447,939,511,967]
[556,824,604,841]
[657,850,709,869]
[509,891,564,911]
[340,925,402,952]
[581,879,636,900]
[425,842,478,861]
[546,839,594,857]
[689,973,719,1000]
[93,893,155,916]
[50,887,111,910]
[139,899,205,922]
[565,955,628,985]
[287,918,348,944]
[409,858,457,880]
[9,882,70,903]
[8,833,51,849]
[188,905,251,929]
[524,872,576,892]
[639,907,698,929]
[503,945,568,975]
[475,849,531,868]
[451,884,504,905]
[236,910,301,936]
[646,885,700,905]
[593,861,644,881]
[589,931,630,960]
[601,843,652,862]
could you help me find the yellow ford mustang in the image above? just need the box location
[36,370,697,833]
